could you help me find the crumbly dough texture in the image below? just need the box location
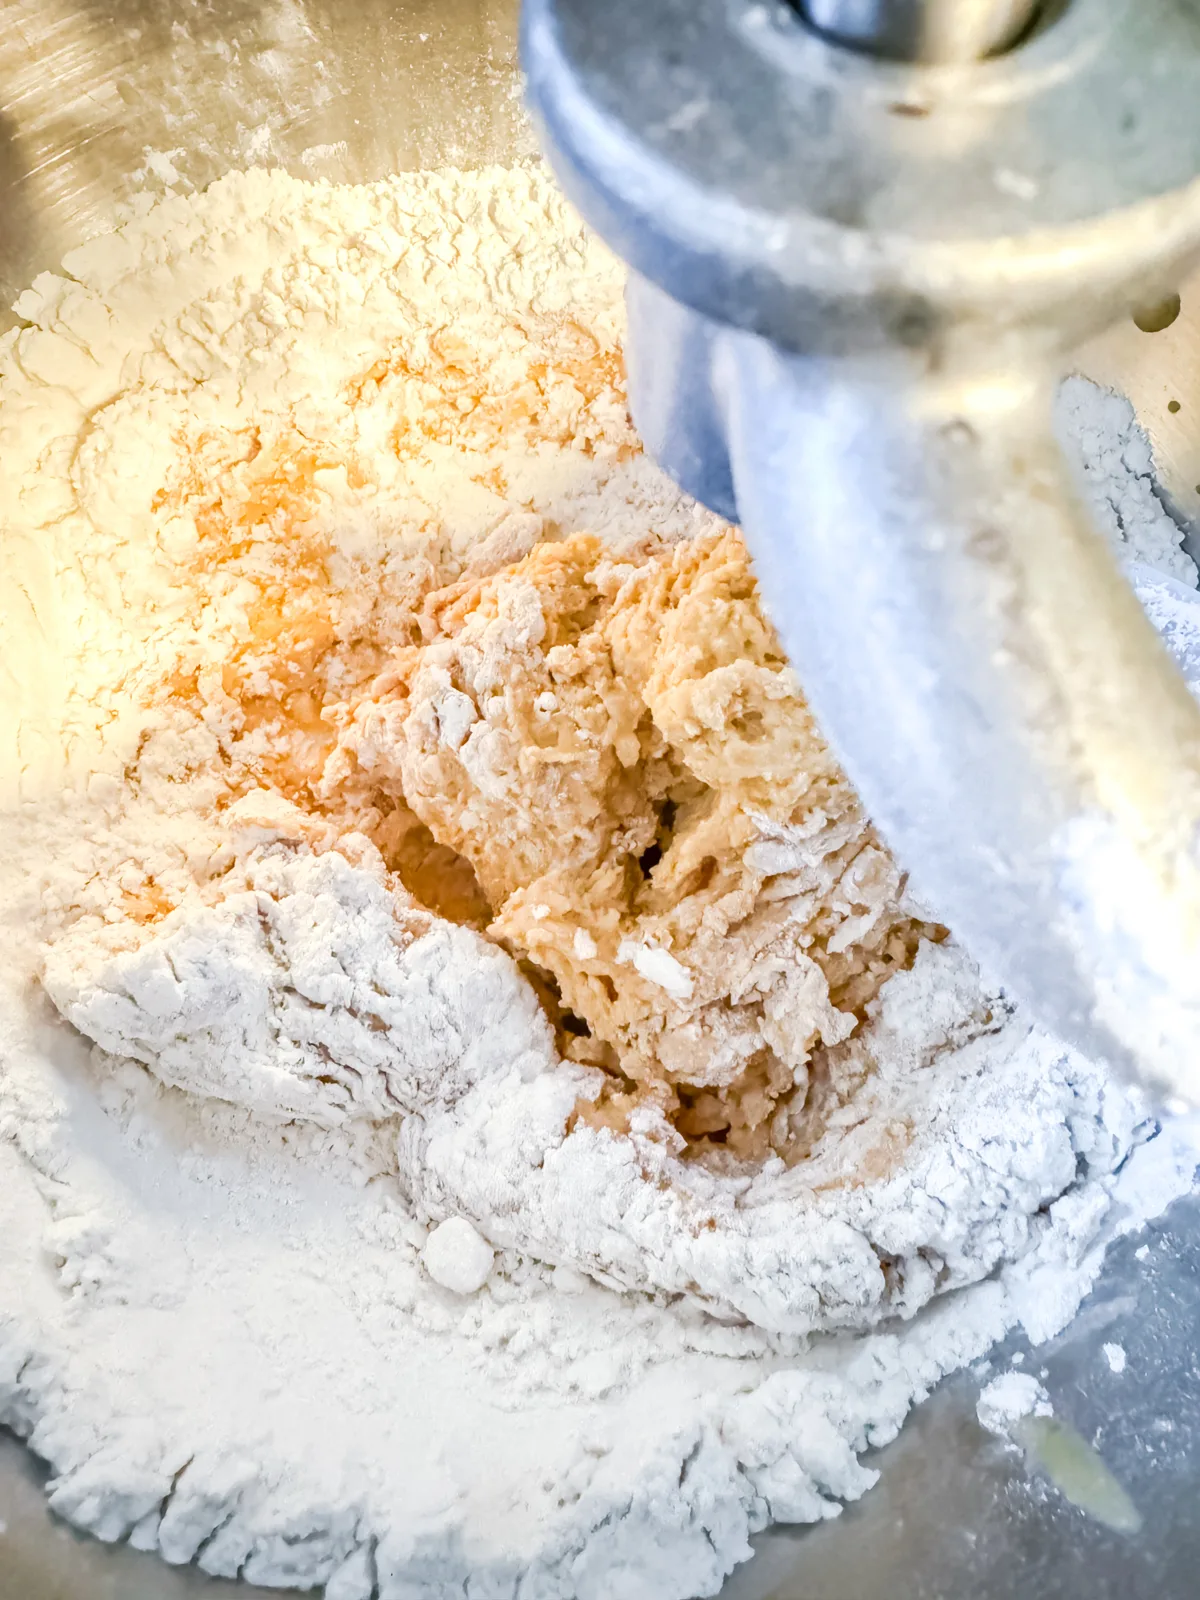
[339,527,937,1158]
[42,835,555,1130]
[39,817,1055,1336]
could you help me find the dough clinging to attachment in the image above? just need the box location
[344,527,940,1160]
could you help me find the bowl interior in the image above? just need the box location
[0,0,528,322]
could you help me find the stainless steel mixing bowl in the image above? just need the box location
[1,2,1198,1595]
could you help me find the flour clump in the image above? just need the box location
[423,1217,496,1294]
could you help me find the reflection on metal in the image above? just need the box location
[796,0,1043,62]
[0,0,526,327]
[525,0,1200,1101]
[1014,1415,1144,1534]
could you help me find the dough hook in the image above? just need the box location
[522,0,1200,1102]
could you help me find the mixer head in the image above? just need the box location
[523,0,1200,1102]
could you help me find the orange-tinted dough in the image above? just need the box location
[339,528,938,1158]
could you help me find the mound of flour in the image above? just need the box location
[3,969,1194,1600]
[1,165,1198,1599]
[36,834,1149,1334]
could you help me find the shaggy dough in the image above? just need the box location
[42,822,1037,1337]
[339,528,939,1159]
[36,525,1065,1337]
[42,835,554,1128]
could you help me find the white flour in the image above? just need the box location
[1057,375,1198,585]
[976,1372,1054,1440]
[0,166,1197,1599]
[1102,1342,1127,1374]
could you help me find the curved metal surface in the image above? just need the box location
[627,274,1200,1098]
[522,0,1200,357]
[529,0,1200,1101]
[797,0,1044,63]
[0,0,527,325]
[724,1193,1200,1600]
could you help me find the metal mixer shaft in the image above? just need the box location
[523,0,1200,1101]
[800,0,1042,61]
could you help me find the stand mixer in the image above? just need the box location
[522,0,1200,1103]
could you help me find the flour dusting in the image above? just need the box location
[1102,1342,1127,1375]
[0,165,1197,1599]
[977,1372,1054,1440]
